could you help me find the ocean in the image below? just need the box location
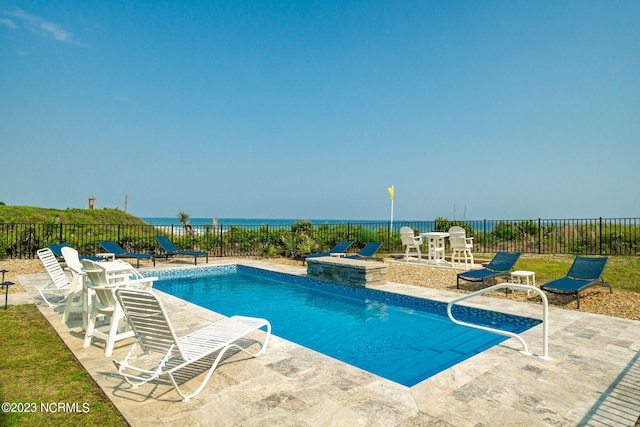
[141,217,501,233]
[142,217,390,227]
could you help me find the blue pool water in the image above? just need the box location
[150,265,540,387]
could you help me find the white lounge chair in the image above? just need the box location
[448,226,474,267]
[114,288,271,402]
[81,259,155,357]
[400,227,422,261]
[36,248,74,308]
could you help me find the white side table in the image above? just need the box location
[510,270,536,295]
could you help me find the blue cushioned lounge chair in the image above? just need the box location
[47,242,107,262]
[98,241,155,268]
[155,236,208,265]
[345,242,383,260]
[457,252,521,289]
[541,256,609,309]
[304,241,353,264]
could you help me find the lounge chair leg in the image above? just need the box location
[169,344,231,402]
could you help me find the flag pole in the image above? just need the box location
[388,185,394,229]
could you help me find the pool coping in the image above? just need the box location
[14,259,640,426]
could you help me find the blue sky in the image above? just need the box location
[2,1,638,221]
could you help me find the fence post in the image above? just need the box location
[538,218,541,254]
[483,219,487,253]
[599,217,603,255]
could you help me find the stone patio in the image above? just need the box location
[12,259,640,426]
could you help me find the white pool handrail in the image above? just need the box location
[447,283,551,360]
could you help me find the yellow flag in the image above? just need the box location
[388,186,394,200]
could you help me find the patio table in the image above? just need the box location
[420,232,449,263]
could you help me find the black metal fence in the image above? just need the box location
[1,217,638,260]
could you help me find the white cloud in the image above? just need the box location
[3,8,73,42]
[0,18,16,29]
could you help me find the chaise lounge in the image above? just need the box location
[457,252,521,289]
[114,288,271,402]
[47,242,107,262]
[98,241,155,268]
[541,256,609,308]
[346,242,384,260]
[303,241,353,264]
[36,248,74,308]
[155,236,208,265]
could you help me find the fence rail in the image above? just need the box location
[1,217,638,260]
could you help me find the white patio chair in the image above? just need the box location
[448,226,474,267]
[60,246,86,323]
[114,288,271,402]
[400,227,422,261]
[81,259,155,357]
[83,259,156,288]
[36,248,74,308]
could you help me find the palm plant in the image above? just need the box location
[281,234,299,259]
[178,211,195,240]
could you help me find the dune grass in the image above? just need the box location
[0,305,127,427]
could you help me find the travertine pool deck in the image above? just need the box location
[13,259,640,426]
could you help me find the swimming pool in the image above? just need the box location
[150,264,540,387]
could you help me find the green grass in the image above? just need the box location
[477,253,640,292]
[0,305,128,427]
